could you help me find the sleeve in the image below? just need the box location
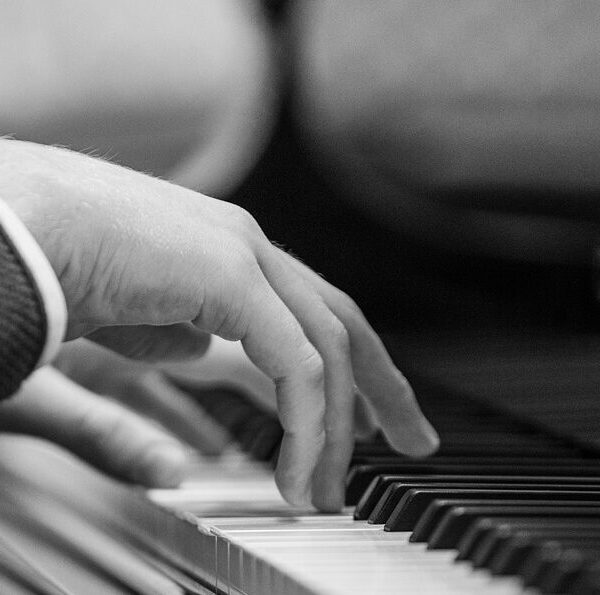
[0,199,67,399]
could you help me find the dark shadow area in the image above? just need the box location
[230,109,600,335]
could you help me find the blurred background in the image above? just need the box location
[4,0,600,336]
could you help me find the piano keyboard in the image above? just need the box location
[3,331,600,593]
[140,364,600,595]
[144,454,533,595]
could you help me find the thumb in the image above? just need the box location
[87,323,211,362]
[0,367,188,487]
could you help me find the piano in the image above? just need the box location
[3,329,600,594]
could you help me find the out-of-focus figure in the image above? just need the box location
[291,1,600,264]
[0,0,277,195]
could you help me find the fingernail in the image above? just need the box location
[144,442,188,487]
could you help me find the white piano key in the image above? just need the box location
[144,452,538,595]
[203,516,525,595]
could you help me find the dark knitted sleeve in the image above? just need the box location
[0,224,46,399]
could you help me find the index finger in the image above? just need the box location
[211,273,326,507]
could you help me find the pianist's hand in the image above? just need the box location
[53,337,380,455]
[0,139,439,511]
[0,366,188,488]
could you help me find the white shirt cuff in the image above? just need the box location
[0,199,67,367]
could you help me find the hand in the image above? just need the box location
[0,367,188,488]
[54,337,381,456]
[0,139,439,511]
[54,338,233,456]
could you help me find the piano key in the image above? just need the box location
[384,489,600,532]
[474,529,600,571]
[408,499,600,543]
[371,481,600,525]
[524,544,600,592]
[518,541,600,589]
[423,505,600,550]
[208,517,524,595]
[542,551,600,593]
[487,523,599,576]
[569,560,600,595]
[456,518,600,564]
[346,463,600,506]
[356,475,600,522]
[542,548,600,594]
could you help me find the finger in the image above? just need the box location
[56,340,230,455]
[280,250,440,456]
[258,247,355,512]
[165,335,277,413]
[354,390,380,441]
[124,370,231,456]
[87,323,211,362]
[0,368,188,487]
[199,271,326,507]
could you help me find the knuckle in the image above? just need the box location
[211,306,247,341]
[229,249,262,284]
[328,318,350,356]
[217,265,263,339]
[396,374,415,400]
[226,205,262,237]
[336,292,363,321]
[298,346,325,388]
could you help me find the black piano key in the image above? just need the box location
[542,548,600,594]
[346,463,600,506]
[384,489,600,532]
[517,540,600,590]
[368,481,555,525]
[404,499,600,540]
[459,519,600,568]
[474,529,600,571]
[536,545,600,593]
[487,521,600,576]
[569,560,600,595]
[367,481,571,525]
[455,517,501,562]
[424,505,600,550]
[356,475,483,521]
[549,553,594,594]
[492,530,548,576]
[539,552,586,593]
[520,540,567,588]
[355,475,600,522]
[471,524,525,570]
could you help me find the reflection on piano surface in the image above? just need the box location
[3,331,600,594]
